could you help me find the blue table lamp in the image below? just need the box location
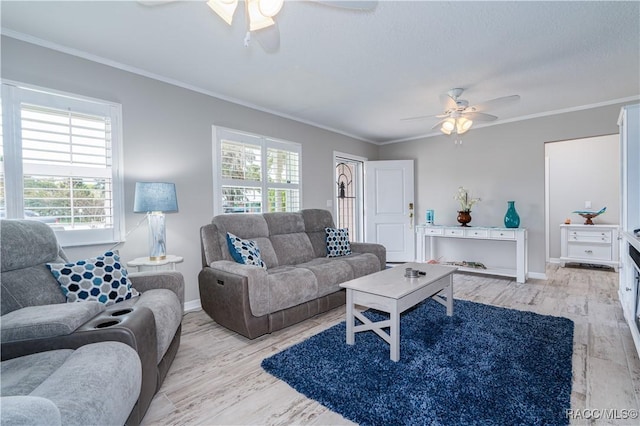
[133,182,178,260]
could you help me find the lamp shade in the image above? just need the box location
[133,182,178,213]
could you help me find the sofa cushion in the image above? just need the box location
[0,396,61,426]
[295,258,354,297]
[31,342,141,426]
[1,302,106,343]
[301,209,336,258]
[46,252,139,305]
[1,349,74,396]
[340,253,382,278]
[226,232,267,269]
[325,227,352,257]
[269,233,316,265]
[212,215,279,268]
[265,266,318,314]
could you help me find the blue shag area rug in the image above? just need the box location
[261,299,574,426]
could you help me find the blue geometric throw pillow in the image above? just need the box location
[46,251,139,305]
[226,232,267,269]
[325,227,352,257]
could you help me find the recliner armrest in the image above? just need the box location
[129,271,185,311]
[1,302,105,344]
[350,242,387,270]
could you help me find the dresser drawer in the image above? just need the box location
[567,244,612,261]
[465,229,489,238]
[445,228,464,237]
[568,230,612,243]
[490,230,516,240]
[422,227,444,235]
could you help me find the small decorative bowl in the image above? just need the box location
[572,207,606,225]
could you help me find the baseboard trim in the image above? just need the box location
[528,272,547,280]
[548,258,561,264]
[184,299,202,313]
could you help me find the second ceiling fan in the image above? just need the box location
[403,88,520,136]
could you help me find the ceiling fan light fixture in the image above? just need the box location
[207,0,238,25]
[258,0,284,17]
[441,118,455,135]
[456,117,473,134]
[247,0,275,31]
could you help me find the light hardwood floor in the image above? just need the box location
[141,264,640,425]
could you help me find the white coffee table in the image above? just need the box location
[340,262,457,362]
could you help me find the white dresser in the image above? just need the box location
[559,224,619,271]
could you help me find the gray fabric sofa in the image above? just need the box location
[198,209,386,338]
[1,341,141,426]
[0,219,185,425]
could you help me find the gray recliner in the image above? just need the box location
[1,341,142,426]
[0,219,185,425]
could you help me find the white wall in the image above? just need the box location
[378,104,627,276]
[546,134,620,260]
[1,36,379,306]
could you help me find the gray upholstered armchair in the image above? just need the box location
[0,219,185,425]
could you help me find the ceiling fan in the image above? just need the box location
[138,0,377,53]
[403,88,520,137]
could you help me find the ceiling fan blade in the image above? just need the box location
[253,22,280,53]
[439,93,457,111]
[401,115,433,122]
[467,94,520,113]
[463,112,498,121]
[313,1,378,10]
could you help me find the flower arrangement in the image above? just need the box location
[454,186,481,212]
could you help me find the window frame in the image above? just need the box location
[1,81,125,247]
[213,126,302,215]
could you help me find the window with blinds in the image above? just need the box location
[215,127,301,215]
[1,83,124,246]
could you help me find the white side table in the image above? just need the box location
[127,255,183,272]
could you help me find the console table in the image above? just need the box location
[415,225,528,283]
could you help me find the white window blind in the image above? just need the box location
[1,82,125,246]
[214,127,301,215]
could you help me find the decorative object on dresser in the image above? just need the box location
[415,225,528,283]
[572,206,607,225]
[559,224,619,271]
[262,299,573,426]
[503,200,520,228]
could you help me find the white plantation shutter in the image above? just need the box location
[214,127,301,215]
[1,82,124,246]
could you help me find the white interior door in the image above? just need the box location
[364,160,415,262]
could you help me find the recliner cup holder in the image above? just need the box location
[111,308,133,317]
[96,320,120,329]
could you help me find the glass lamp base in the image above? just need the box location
[148,212,167,260]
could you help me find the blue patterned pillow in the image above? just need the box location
[46,251,139,305]
[226,232,267,269]
[326,227,352,257]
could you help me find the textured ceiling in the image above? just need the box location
[1,1,639,144]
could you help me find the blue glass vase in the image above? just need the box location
[504,201,520,228]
